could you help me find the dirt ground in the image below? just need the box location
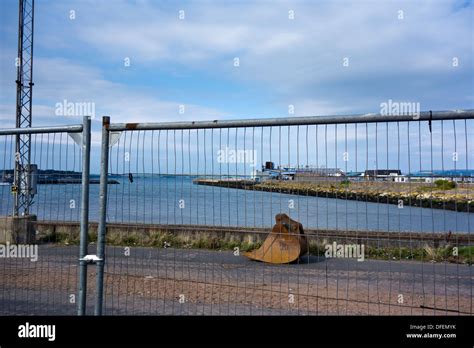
[1,245,472,315]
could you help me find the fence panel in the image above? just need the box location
[96,111,474,315]
[0,118,91,315]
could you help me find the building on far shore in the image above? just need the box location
[363,169,474,183]
[345,171,365,181]
[293,167,345,183]
[255,162,474,184]
[256,162,345,182]
[409,170,474,183]
[364,169,402,181]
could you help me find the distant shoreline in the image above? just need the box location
[193,179,473,213]
[0,169,119,185]
[0,179,118,185]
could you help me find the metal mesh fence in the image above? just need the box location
[1,132,84,221]
[0,122,89,315]
[1,113,472,316]
[97,113,473,315]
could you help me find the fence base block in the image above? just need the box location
[0,215,37,244]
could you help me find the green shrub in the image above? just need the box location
[434,179,456,190]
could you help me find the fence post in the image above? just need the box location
[95,116,110,315]
[78,116,91,315]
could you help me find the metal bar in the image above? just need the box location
[0,124,83,135]
[78,116,91,315]
[13,0,35,216]
[107,109,474,131]
[91,114,473,316]
[95,116,110,315]
[25,0,35,216]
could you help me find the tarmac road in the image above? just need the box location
[0,245,472,315]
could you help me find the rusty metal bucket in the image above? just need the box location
[243,213,308,264]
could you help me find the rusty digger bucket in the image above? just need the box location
[243,213,308,264]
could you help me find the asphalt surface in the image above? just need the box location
[0,245,472,315]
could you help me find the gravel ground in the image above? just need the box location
[0,245,472,315]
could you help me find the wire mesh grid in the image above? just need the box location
[1,132,84,221]
[0,130,85,315]
[100,118,473,315]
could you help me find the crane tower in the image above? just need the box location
[13,0,35,216]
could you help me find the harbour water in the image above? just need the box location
[1,175,472,233]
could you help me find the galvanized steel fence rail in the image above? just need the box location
[0,117,91,315]
[94,110,474,315]
[1,112,473,316]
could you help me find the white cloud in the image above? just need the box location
[34,57,226,122]
[0,56,229,145]
[59,1,472,80]
[1,0,472,130]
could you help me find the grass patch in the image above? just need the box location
[458,246,474,265]
[38,229,472,265]
[103,230,262,252]
[303,239,472,264]
[364,244,472,264]
[339,180,351,188]
[38,231,79,245]
[419,180,457,192]
[434,179,456,190]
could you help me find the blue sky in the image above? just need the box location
[0,0,473,173]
